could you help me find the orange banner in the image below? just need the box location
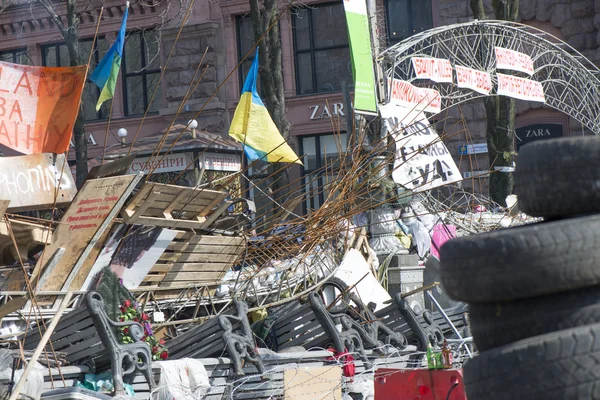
[0,61,87,154]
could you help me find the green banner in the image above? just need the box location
[344,0,378,114]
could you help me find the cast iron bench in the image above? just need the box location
[166,298,266,377]
[23,292,154,396]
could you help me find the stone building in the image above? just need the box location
[0,0,596,210]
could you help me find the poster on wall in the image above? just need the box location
[380,103,461,192]
[343,0,378,114]
[82,224,180,290]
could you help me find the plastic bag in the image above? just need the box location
[76,372,135,397]
[155,358,210,400]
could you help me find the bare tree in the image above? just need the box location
[471,0,519,207]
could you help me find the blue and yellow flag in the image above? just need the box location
[90,5,128,111]
[229,51,301,164]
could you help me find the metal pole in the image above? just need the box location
[425,291,472,357]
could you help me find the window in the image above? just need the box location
[300,133,347,212]
[386,0,433,44]
[236,15,259,92]
[292,3,353,95]
[0,48,31,65]
[122,30,162,116]
[42,39,110,121]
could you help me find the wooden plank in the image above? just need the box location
[160,253,239,264]
[0,154,76,212]
[0,219,53,244]
[178,248,243,259]
[31,175,139,292]
[161,270,226,283]
[0,297,26,319]
[186,235,245,247]
[142,275,165,283]
[166,262,233,272]
[0,200,9,218]
[149,265,173,273]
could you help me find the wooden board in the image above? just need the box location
[0,154,76,212]
[283,366,342,400]
[0,200,9,218]
[31,175,137,292]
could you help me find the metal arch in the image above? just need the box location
[379,20,600,135]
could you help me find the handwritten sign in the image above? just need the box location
[33,175,137,292]
[456,66,492,95]
[381,103,461,192]
[411,57,453,83]
[0,153,76,211]
[0,61,87,154]
[497,73,545,102]
[388,79,441,114]
[495,47,534,75]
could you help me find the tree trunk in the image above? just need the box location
[65,0,87,188]
[471,0,519,207]
[249,0,292,205]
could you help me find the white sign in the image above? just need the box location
[380,103,462,192]
[497,73,545,103]
[127,153,193,175]
[411,57,453,83]
[201,152,241,172]
[458,143,488,155]
[463,170,489,179]
[309,103,346,120]
[388,79,442,114]
[495,47,534,75]
[456,66,492,95]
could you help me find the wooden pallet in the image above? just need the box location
[142,231,245,287]
[121,183,229,230]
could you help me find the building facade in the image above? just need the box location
[0,0,597,209]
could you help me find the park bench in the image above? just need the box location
[23,292,155,396]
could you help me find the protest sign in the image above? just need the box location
[495,47,534,75]
[497,73,545,102]
[0,61,87,154]
[380,103,461,192]
[388,79,442,114]
[455,65,492,95]
[411,57,453,83]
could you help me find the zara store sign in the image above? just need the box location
[309,103,346,120]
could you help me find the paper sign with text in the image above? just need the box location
[381,103,461,192]
[497,73,545,102]
[388,78,442,114]
[0,61,87,154]
[495,47,534,75]
[456,65,492,95]
[411,57,453,83]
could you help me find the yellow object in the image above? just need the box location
[250,308,268,323]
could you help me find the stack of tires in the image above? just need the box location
[440,136,600,400]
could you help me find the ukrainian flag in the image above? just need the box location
[229,51,301,164]
[90,6,129,111]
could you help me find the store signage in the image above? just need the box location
[458,143,488,155]
[516,123,563,150]
[0,153,76,211]
[126,152,193,175]
[380,103,461,192]
[495,47,534,75]
[70,133,98,148]
[456,66,492,95]
[388,79,442,114]
[309,103,346,120]
[411,57,453,83]
[201,152,241,172]
[497,73,545,103]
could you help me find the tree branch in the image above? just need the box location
[37,0,66,35]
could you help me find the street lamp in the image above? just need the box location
[188,119,198,138]
[118,128,128,146]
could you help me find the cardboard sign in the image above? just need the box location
[0,153,76,211]
[32,175,137,292]
[381,103,461,192]
[388,79,442,114]
[0,61,87,154]
[495,47,534,75]
[412,57,453,83]
[455,65,492,95]
[497,73,545,103]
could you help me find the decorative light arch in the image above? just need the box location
[380,20,600,135]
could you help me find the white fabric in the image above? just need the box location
[155,359,210,400]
